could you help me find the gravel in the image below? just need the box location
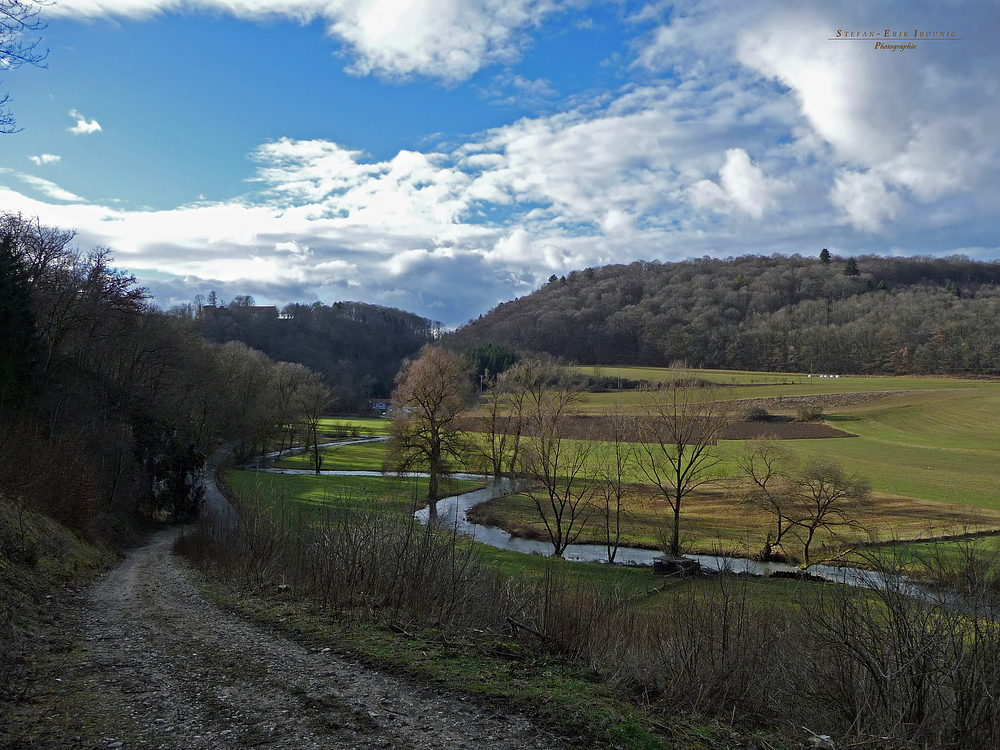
[9,530,569,750]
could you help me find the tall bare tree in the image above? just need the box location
[476,374,516,480]
[514,363,594,557]
[594,405,635,563]
[738,439,794,560]
[789,458,871,566]
[635,377,730,557]
[296,371,332,475]
[475,358,555,481]
[386,345,473,520]
[739,446,871,566]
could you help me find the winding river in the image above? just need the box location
[255,438,920,592]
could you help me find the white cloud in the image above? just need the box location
[688,148,783,219]
[737,17,897,166]
[329,0,556,81]
[29,154,62,166]
[47,0,560,82]
[830,169,901,233]
[733,2,1000,219]
[68,110,102,135]
[275,240,311,258]
[10,173,86,202]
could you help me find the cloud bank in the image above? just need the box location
[7,0,998,326]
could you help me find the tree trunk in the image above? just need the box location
[672,497,681,557]
[427,449,439,521]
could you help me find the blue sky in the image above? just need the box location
[1,0,998,327]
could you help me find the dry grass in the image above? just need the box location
[466,480,1000,561]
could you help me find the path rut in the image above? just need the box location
[39,529,567,750]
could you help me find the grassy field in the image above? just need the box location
[268,370,1000,560]
[290,429,999,555]
[316,416,391,436]
[576,370,1000,509]
[276,437,488,476]
[467,370,1000,558]
[577,365,995,392]
[775,389,1000,510]
[859,534,1000,573]
[228,448,827,605]
[275,440,392,472]
[225,469,482,518]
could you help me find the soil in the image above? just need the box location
[719,421,855,440]
[4,530,570,750]
[461,408,861,443]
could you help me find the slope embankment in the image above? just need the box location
[1,453,569,750]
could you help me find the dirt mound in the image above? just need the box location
[461,414,855,442]
[736,391,906,412]
[721,421,856,440]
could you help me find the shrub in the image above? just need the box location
[796,403,824,422]
[744,405,771,422]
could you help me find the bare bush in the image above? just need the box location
[644,575,792,718]
[178,484,530,634]
[796,403,825,422]
[786,547,1000,747]
[179,472,1000,747]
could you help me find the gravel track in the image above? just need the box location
[25,530,568,750]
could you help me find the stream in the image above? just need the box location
[255,443,921,592]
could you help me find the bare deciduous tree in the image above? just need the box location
[517,367,594,557]
[497,357,557,478]
[475,373,518,480]
[738,439,794,560]
[296,371,332,475]
[739,446,871,566]
[386,345,473,520]
[789,458,871,566]
[635,377,730,557]
[593,404,635,563]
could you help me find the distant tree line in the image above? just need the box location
[172,297,439,411]
[449,253,1000,374]
[0,214,329,539]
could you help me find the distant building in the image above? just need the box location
[248,305,279,319]
[367,399,392,416]
[200,304,279,320]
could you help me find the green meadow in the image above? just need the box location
[577,364,993,392]
[275,440,392,472]
[248,369,1000,560]
[474,370,1000,555]
[766,387,1000,510]
[573,369,1000,510]
[225,468,482,518]
[226,454,818,605]
[317,416,392,436]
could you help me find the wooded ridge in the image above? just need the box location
[182,299,438,409]
[448,254,1000,374]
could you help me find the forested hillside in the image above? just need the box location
[181,299,438,409]
[0,214,329,534]
[2,214,339,694]
[449,254,1000,374]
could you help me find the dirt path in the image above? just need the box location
[20,530,568,750]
